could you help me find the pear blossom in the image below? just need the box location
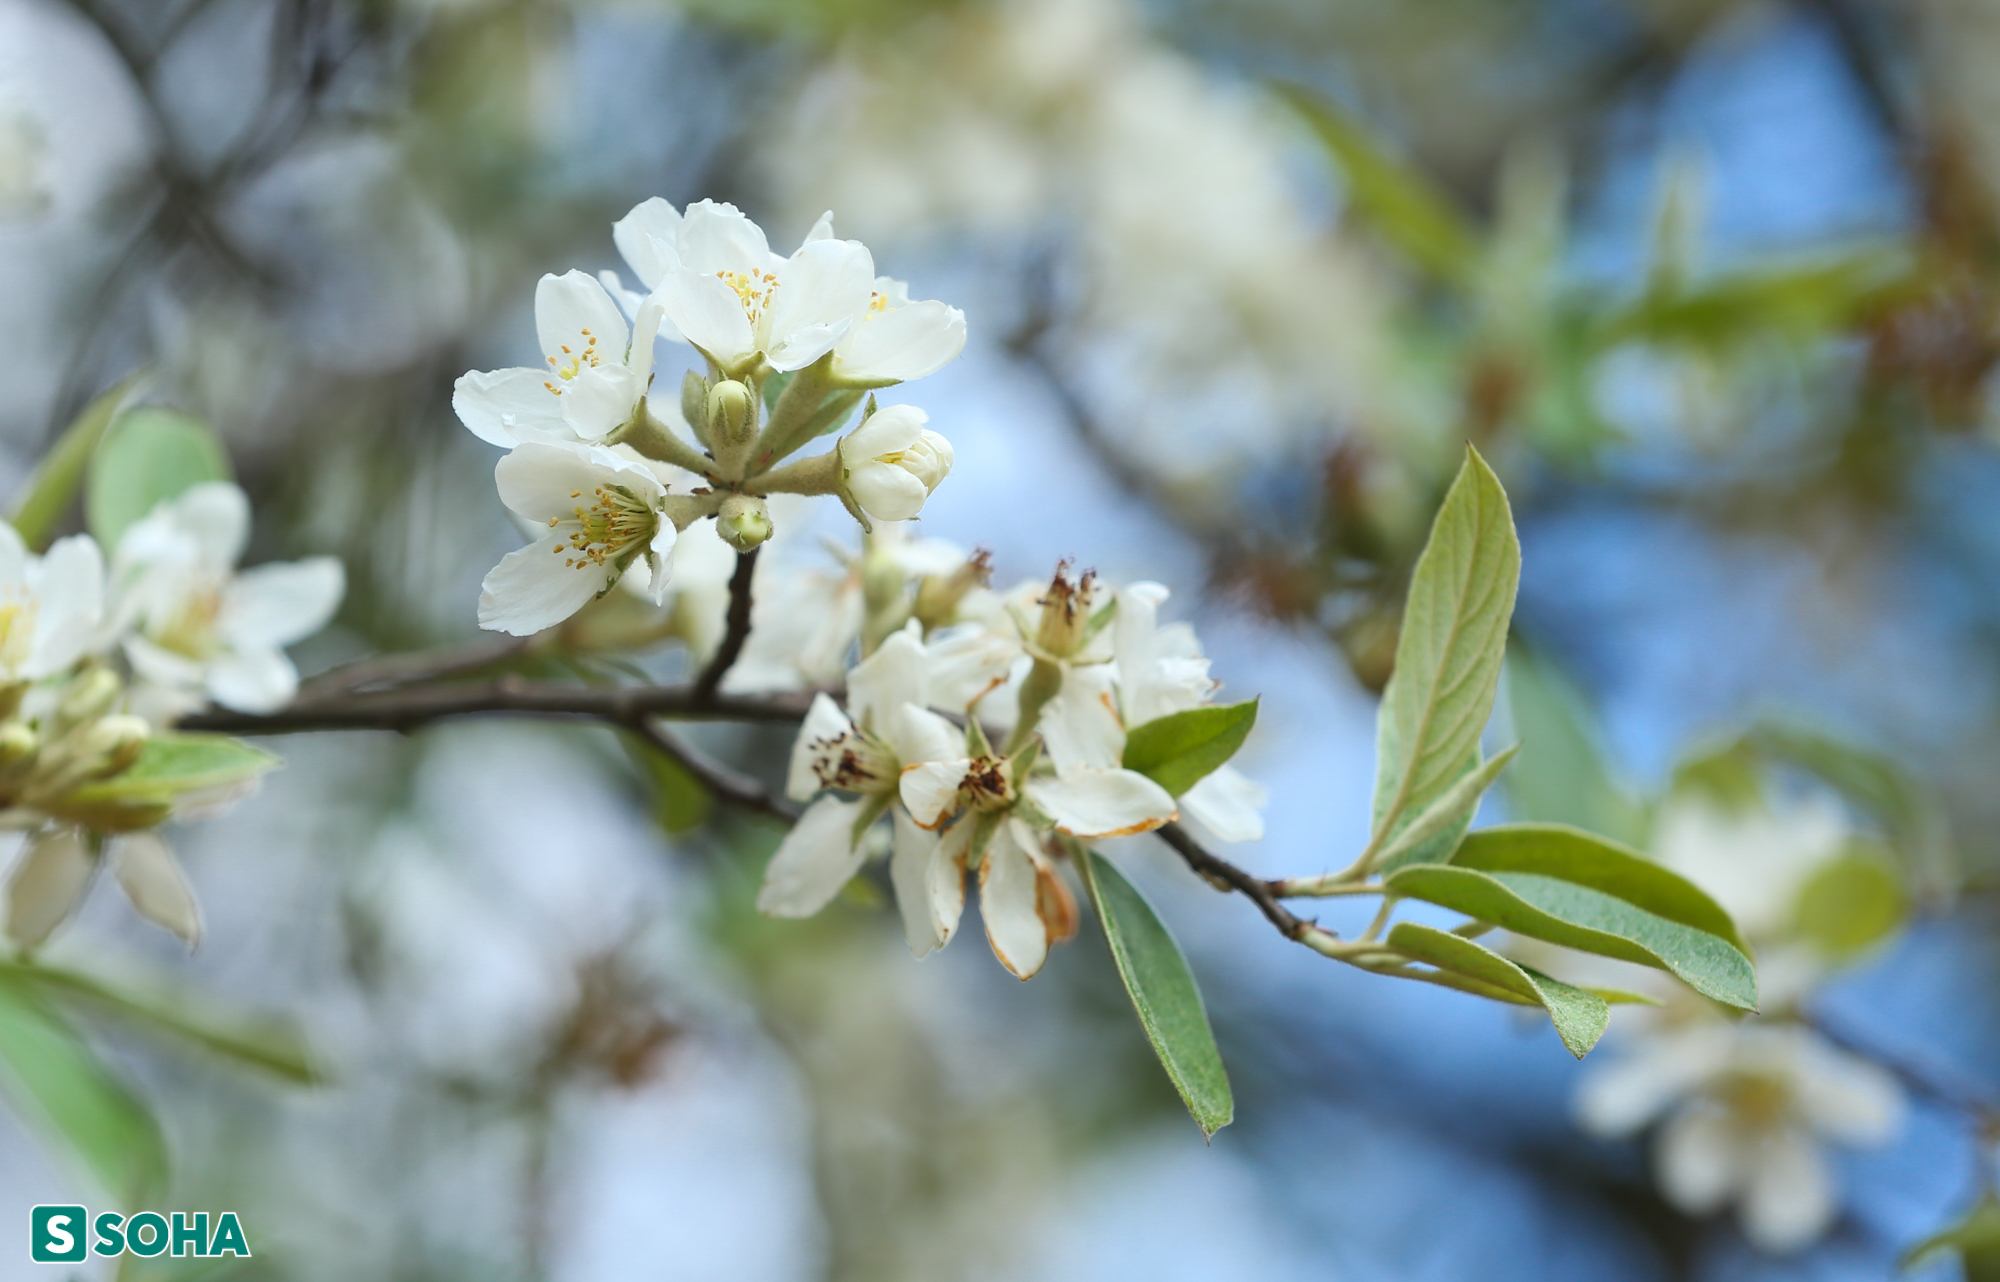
[830,273,968,387]
[1652,792,1852,940]
[1576,1021,1902,1253]
[757,627,960,917]
[453,271,664,449]
[478,442,682,637]
[110,483,344,716]
[0,524,105,684]
[839,404,952,522]
[648,200,875,375]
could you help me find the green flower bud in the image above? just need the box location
[706,379,756,448]
[715,494,773,553]
[54,667,121,733]
[0,721,39,771]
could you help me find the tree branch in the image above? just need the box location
[630,720,797,823]
[1154,822,1337,949]
[693,547,758,701]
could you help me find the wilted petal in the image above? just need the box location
[453,367,569,447]
[111,831,201,947]
[924,625,1021,713]
[836,299,967,385]
[883,703,961,771]
[900,758,972,829]
[1026,767,1176,838]
[5,828,95,949]
[891,809,964,957]
[756,794,870,918]
[980,819,1066,979]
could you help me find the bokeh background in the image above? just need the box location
[2,0,1999,1277]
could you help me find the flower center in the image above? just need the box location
[0,595,35,670]
[549,485,657,571]
[866,290,891,316]
[808,729,896,794]
[152,585,224,660]
[1713,1070,1792,1127]
[543,329,604,395]
[718,269,779,325]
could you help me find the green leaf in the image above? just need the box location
[1,959,320,1084]
[1076,848,1232,1138]
[1792,847,1905,958]
[1121,699,1258,798]
[1370,447,1520,856]
[1384,864,1758,1010]
[0,974,167,1205]
[1452,823,1750,955]
[86,406,233,550]
[1904,1195,2000,1279]
[1501,643,1648,847]
[1275,83,1482,284]
[1385,921,1608,1057]
[10,370,148,550]
[64,734,280,807]
[1373,743,1517,873]
[626,736,713,835]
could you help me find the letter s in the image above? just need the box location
[94,1212,126,1256]
[44,1214,72,1254]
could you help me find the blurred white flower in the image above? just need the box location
[0,523,104,683]
[0,107,47,217]
[839,404,952,522]
[453,271,663,448]
[1652,791,1850,939]
[111,482,344,715]
[1576,1021,1902,1254]
[478,441,678,637]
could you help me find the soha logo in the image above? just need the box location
[30,1205,250,1261]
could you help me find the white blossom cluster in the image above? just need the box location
[454,199,966,637]
[0,480,344,948]
[759,561,1265,979]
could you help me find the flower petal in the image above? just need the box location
[890,809,952,957]
[207,645,300,713]
[1739,1129,1835,1254]
[25,534,104,679]
[980,819,1057,979]
[845,403,927,457]
[220,557,345,650]
[675,199,770,276]
[1179,765,1268,844]
[765,237,874,362]
[1655,1107,1742,1214]
[477,537,614,636]
[535,270,629,370]
[612,197,684,288]
[661,268,757,368]
[884,703,961,771]
[162,482,250,570]
[557,363,644,442]
[923,624,1021,713]
[786,692,855,803]
[848,464,928,522]
[4,828,95,948]
[836,299,967,384]
[454,367,570,447]
[847,623,928,728]
[1026,767,1176,838]
[756,794,870,918]
[111,830,201,947]
[1039,663,1124,774]
[493,440,659,523]
[900,758,972,829]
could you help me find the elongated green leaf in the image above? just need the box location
[1122,700,1258,798]
[1276,83,1481,284]
[1077,848,1232,1138]
[86,406,232,550]
[10,370,148,549]
[66,734,279,807]
[1452,823,1749,954]
[0,960,319,1084]
[1384,864,1757,1010]
[1371,448,1519,854]
[1904,1195,2000,1277]
[1386,922,1607,1057]
[1501,644,1649,848]
[0,974,166,1205]
[1374,743,1517,872]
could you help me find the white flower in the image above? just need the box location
[478,442,679,637]
[453,271,664,449]
[757,627,960,917]
[898,738,1175,841]
[1652,792,1850,940]
[1576,1021,1902,1254]
[1112,581,1266,843]
[830,272,968,387]
[839,404,952,522]
[111,483,344,715]
[650,200,876,375]
[0,108,49,218]
[0,524,104,684]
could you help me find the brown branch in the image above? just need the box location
[694,547,758,701]
[1155,822,1321,943]
[630,721,797,823]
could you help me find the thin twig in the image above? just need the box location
[630,721,796,823]
[299,636,533,697]
[693,548,758,701]
[1154,822,1312,940]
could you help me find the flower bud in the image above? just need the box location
[0,721,39,771]
[681,370,709,442]
[79,714,150,781]
[706,379,756,448]
[715,493,774,553]
[54,667,121,733]
[838,404,949,523]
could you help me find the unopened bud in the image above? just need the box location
[681,370,709,443]
[0,722,39,771]
[706,379,756,448]
[81,715,150,780]
[54,667,121,732]
[715,494,773,553]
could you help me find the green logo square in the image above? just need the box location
[30,1206,87,1263]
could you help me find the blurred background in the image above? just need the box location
[3,0,1999,1277]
